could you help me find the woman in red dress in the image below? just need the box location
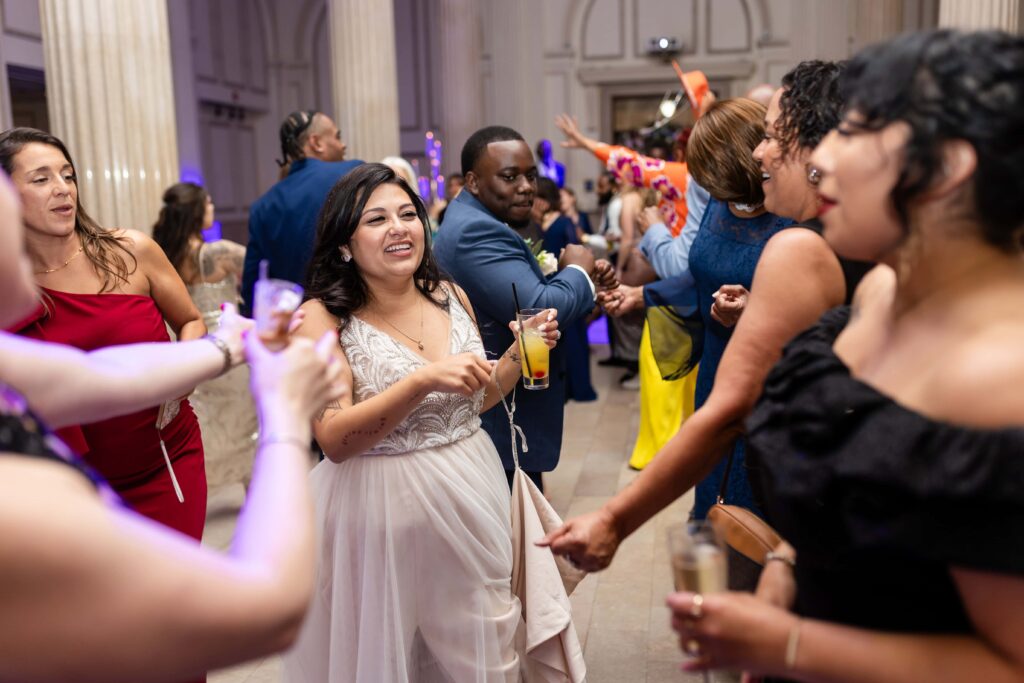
[0,127,209,541]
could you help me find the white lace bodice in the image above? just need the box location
[339,290,485,456]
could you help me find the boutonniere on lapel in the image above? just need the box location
[525,238,558,276]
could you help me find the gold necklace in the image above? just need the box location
[35,246,84,275]
[375,298,425,351]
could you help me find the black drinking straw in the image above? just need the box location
[511,283,534,379]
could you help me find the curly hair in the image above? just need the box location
[775,60,847,159]
[0,127,136,292]
[305,163,447,329]
[842,30,1024,251]
[686,98,766,205]
[152,182,208,274]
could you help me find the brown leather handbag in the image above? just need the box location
[706,450,782,567]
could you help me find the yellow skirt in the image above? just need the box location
[628,322,697,470]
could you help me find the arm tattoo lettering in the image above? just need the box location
[339,416,387,447]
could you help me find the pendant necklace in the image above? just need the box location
[376,299,425,351]
[35,245,84,275]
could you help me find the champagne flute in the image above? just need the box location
[667,521,728,683]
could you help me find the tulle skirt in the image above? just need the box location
[283,429,521,683]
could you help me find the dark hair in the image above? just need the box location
[535,177,560,210]
[278,110,319,167]
[0,127,136,292]
[152,182,208,274]
[775,60,846,159]
[842,30,1024,251]
[687,98,766,204]
[305,163,447,328]
[461,125,526,176]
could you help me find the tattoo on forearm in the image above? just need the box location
[339,416,387,447]
[316,399,343,422]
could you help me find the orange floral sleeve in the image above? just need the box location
[594,144,689,236]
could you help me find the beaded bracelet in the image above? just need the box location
[203,334,233,375]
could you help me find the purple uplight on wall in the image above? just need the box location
[202,220,223,242]
[424,131,444,203]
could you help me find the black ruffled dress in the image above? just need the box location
[746,306,1024,634]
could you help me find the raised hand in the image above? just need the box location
[559,243,596,276]
[247,330,345,424]
[555,113,586,149]
[592,259,620,291]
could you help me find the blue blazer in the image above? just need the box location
[433,192,594,472]
[241,157,363,313]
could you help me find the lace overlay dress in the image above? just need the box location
[284,293,521,683]
[186,242,258,490]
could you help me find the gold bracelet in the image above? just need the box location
[203,334,233,375]
[785,619,802,670]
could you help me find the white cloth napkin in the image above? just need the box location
[510,469,587,683]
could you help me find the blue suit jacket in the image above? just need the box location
[241,158,363,313]
[433,192,594,472]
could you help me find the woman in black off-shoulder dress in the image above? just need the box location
[668,30,1024,683]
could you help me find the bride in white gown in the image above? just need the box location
[283,164,560,682]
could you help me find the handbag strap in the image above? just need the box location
[716,448,735,505]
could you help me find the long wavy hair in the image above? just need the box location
[152,182,208,274]
[0,127,136,292]
[305,163,447,329]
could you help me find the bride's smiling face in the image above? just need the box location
[347,182,426,284]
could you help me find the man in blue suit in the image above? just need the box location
[434,126,614,491]
[241,110,362,313]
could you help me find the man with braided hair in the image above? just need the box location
[241,111,362,313]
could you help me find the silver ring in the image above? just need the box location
[689,593,704,620]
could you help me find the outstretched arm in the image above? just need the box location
[540,228,847,570]
[0,305,250,429]
[0,331,342,682]
[453,219,595,326]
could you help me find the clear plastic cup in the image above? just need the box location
[253,278,303,351]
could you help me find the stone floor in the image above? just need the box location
[205,348,716,682]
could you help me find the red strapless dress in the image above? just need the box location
[16,288,207,540]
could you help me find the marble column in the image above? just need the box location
[939,0,1021,30]
[39,0,178,234]
[327,0,400,163]
[437,0,484,174]
[486,0,546,148]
